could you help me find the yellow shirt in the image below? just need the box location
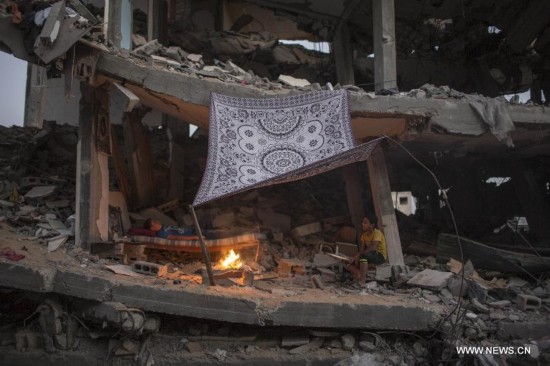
[360,228,387,260]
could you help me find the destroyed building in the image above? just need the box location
[0,0,550,365]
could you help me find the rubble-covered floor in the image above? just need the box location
[1,225,550,365]
[1,121,550,364]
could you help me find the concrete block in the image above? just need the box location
[123,244,147,262]
[407,269,453,291]
[38,1,64,45]
[517,294,541,311]
[375,264,392,281]
[290,222,322,238]
[277,258,309,278]
[489,300,511,308]
[132,261,168,277]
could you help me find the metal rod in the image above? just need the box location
[189,205,215,286]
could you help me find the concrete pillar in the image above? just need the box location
[24,64,47,129]
[164,115,188,201]
[148,0,168,43]
[122,108,155,210]
[333,23,355,85]
[109,83,139,202]
[105,0,133,50]
[76,84,110,249]
[367,146,404,265]
[372,0,397,92]
[333,20,364,240]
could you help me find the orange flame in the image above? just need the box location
[219,249,242,269]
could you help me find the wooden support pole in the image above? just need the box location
[372,0,397,92]
[367,146,404,265]
[190,205,216,286]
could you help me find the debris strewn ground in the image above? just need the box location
[0,124,549,365]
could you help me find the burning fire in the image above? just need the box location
[219,249,242,269]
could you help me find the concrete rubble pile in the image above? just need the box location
[0,122,77,252]
[0,125,549,365]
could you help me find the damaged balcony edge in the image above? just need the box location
[0,260,441,331]
[94,53,550,141]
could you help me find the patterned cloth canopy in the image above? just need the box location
[193,90,381,206]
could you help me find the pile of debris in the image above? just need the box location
[0,123,77,254]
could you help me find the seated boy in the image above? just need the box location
[347,214,387,286]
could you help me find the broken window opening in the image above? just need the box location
[279,40,330,54]
[391,191,416,216]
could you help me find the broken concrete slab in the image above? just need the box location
[131,39,162,56]
[47,235,68,252]
[278,74,310,87]
[497,321,550,340]
[0,261,443,330]
[105,264,142,277]
[407,269,453,291]
[290,222,322,238]
[24,186,57,199]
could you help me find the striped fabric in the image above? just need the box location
[129,232,264,252]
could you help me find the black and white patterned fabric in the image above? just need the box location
[193,90,382,206]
